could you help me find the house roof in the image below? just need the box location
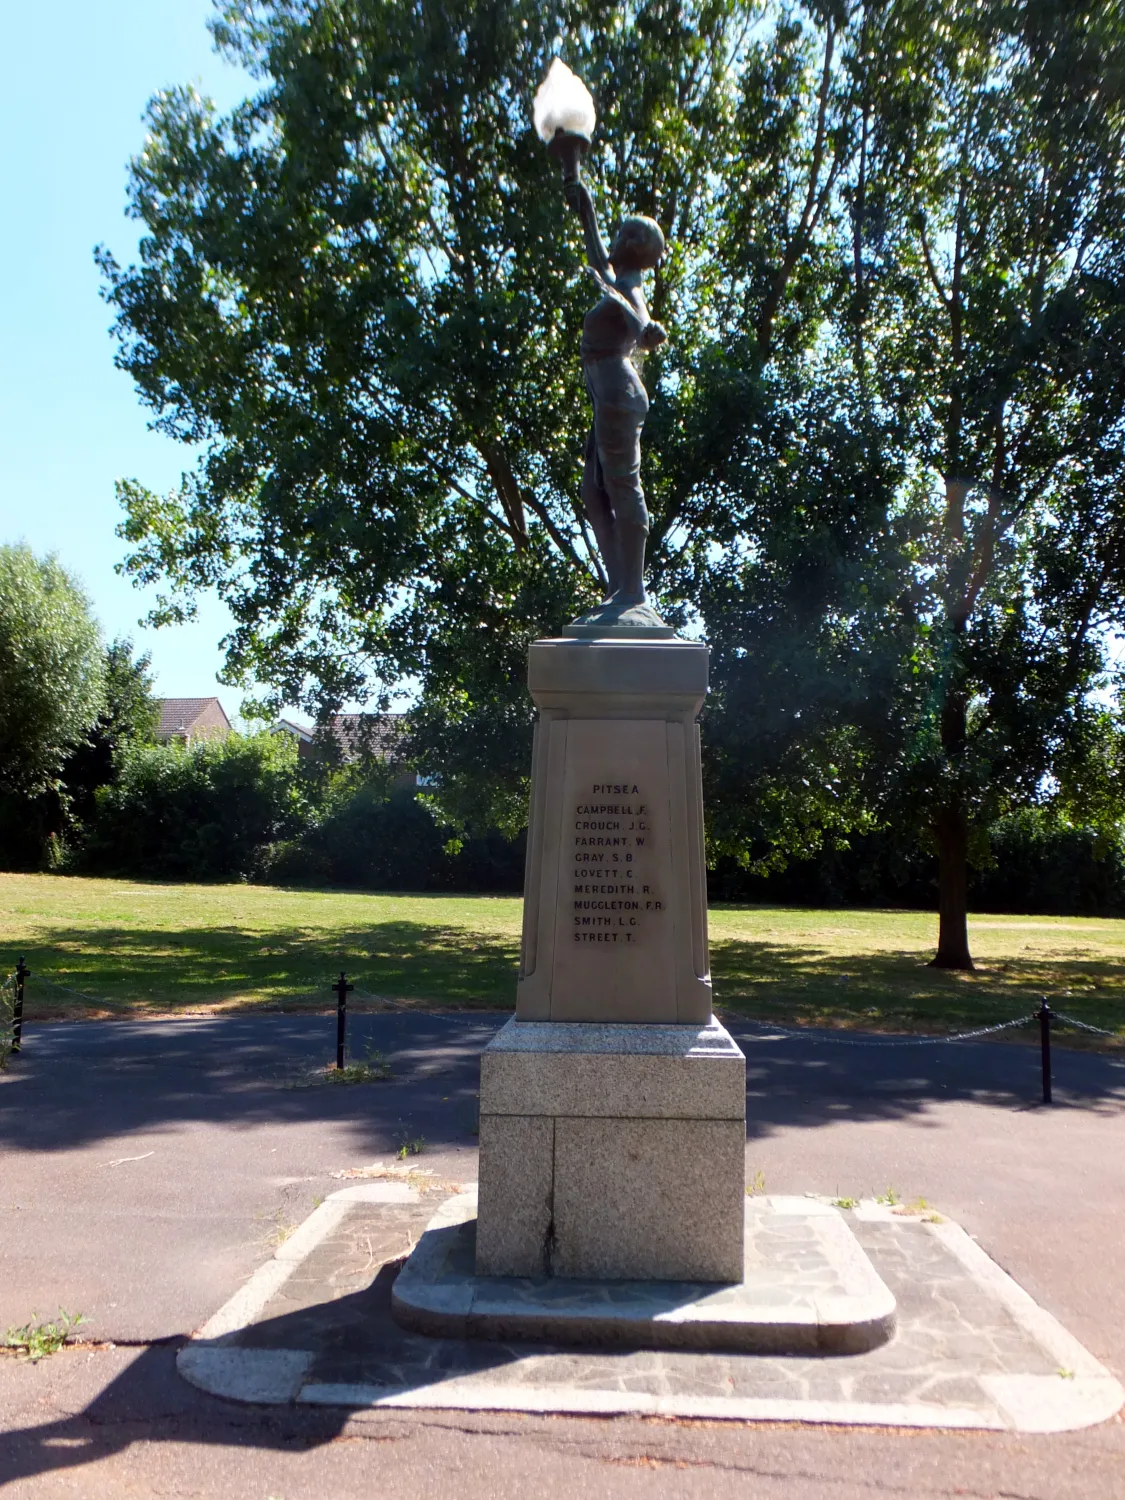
[275,716,315,744]
[330,713,407,758]
[155,697,231,740]
[274,712,408,760]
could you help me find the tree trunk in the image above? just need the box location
[930,804,974,970]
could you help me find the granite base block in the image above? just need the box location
[480,1016,746,1119]
[552,1118,745,1281]
[474,1115,553,1278]
[475,1017,747,1282]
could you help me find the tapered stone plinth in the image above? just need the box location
[516,637,712,1024]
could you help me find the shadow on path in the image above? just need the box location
[728,1020,1125,1131]
[0,1013,501,1155]
[2,1013,1123,1157]
[0,1343,357,1491]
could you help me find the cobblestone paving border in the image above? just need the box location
[177,1185,1124,1433]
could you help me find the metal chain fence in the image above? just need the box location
[4,960,1121,1102]
[739,1014,1037,1048]
[742,1009,1120,1047]
[740,1001,1122,1105]
[1049,1010,1118,1039]
[7,969,419,1077]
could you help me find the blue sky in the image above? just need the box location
[0,2,257,714]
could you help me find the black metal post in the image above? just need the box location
[333,971,353,1070]
[12,956,29,1054]
[1038,999,1052,1105]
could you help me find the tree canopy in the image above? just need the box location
[101,0,1125,960]
[61,638,160,825]
[0,544,105,800]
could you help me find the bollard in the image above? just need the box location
[12,955,29,1054]
[333,971,354,1070]
[1038,999,1052,1105]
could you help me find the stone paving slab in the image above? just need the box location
[393,1191,896,1353]
[177,1184,1125,1434]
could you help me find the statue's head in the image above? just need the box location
[610,215,665,272]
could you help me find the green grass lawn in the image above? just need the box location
[1,873,1123,1040]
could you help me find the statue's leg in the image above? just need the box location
[581,426,619,597]
[595,409,649,606]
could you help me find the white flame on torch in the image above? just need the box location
[533,58,597,144]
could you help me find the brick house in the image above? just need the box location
[273,713,417,787]
[155,697,232,743]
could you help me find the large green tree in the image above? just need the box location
[0,544,105,799]
[852,0,1125,965]
[100,0,1125,960]
[102,0,891,817]
[691,0,1125,965]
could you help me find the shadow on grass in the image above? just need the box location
[18,920,522,1015]
[17,917,1125,1037]
[713,939,1125,1035]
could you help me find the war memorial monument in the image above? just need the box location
[173,67,1125,1437]
[391,62,895,1351]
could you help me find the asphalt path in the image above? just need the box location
[2,1011,1124,1497]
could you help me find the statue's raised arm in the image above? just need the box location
[565,178,613,282]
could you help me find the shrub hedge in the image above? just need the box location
[7,725,1122,914]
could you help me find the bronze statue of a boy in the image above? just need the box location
[564,178,666,608]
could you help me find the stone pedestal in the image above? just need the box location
[475,1016,746,1281]
[389,635,895,1342]
[516,637,712,1024]
[472,635,747,1286]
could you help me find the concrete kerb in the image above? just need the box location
[175,1189,1125,1432]
[178,1182,423,1404]
[929,1214,1125,1432]
[299,1383,1004,1429]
